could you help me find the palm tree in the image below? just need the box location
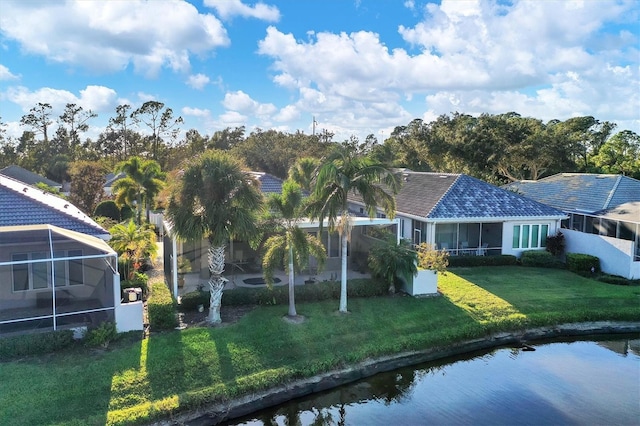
[288,157,320,192]
[167,150,263,324]
[108,220,158,279]
[368,237,417,294]
[113,156,164,224]
[307,144,400,313]
[262,179,326,318]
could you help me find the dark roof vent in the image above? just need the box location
[22,187,28,192]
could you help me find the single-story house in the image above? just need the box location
[348,171,567,258]
[0,175,142,336]
[103,172,126,197]
[162,172,399,298]
[504,173,640,279]
[1,165,63,192]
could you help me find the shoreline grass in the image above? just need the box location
[1,266,639,425]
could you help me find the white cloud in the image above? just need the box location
[186,73,211,90]
[0,0,229,77]
[0,64,19,81]
[218,110,247,127]
[204,0,280,21]
[182,107,211,118]
[255,1,638,138]
[6,85,116,115]
[222,90,277,117]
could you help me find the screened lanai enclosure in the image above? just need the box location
[412,221,504,256]
[0,225,118,336]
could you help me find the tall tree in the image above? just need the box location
[58,103,96,157]
[307,144,400,313]
[107,104,134,160]
[262,179,326,318]
[20,103,53,143]
[113,156,164,224]
[132,101,183,160]
[167,150,263,323]
[68,161,107,214]
[592,130,640,179]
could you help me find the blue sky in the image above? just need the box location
[0,0,638,144]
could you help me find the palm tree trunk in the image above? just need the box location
[339,230,348,313]
[288,245,297,317]
[207,245,227,324]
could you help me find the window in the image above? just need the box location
[11,250,83,291]
[513,224,550,249]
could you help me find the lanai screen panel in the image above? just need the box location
[0,225,117,335]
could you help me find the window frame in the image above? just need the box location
[513,224,550,250]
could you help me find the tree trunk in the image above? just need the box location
[339,230,348,313]
[207,245,227,324]
[288,245,297,317]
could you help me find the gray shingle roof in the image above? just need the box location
[349,172,564,220]
[593,202,640,223]
[0,175,109,238]
[504,173,640,214]
[0,165,61,188]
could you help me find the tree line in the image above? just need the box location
[1,103,638,189]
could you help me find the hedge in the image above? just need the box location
[520,250,564,268]
[0,329,75,361]
[448,255,517,267]
[566,253,600,275]
[179,278,388,311]
[148,281,178,330]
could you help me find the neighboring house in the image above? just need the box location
[348,171,567,258]
[0,175,142,337]
[1,165,62,192]
[162,172,398,298]
[504,173,640,279]
[103,172,126,197]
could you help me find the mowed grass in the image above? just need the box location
[0,266,638,425]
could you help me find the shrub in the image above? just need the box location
[566,253,600,275]
[120,204,134,221]
[0,330,75,361]
[180,290,210,311]
[85,321,117,349]
[416,243,449,273]
[185,278,389,310]
[595,274,639,286]
[448,255,518,267]
[148,280,178,330]
[545,232,565,257]
[521,250,564,268]
[94,200,121,221]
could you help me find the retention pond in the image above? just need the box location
[224,335,640,425]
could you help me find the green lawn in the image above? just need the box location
[1,266,638,425]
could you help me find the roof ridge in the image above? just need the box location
[426,174,461,216]
[603,175,622,209]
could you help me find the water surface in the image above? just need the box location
[227,336,640,425]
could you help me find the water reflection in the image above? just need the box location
[226,336,640,426]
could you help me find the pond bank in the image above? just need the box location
[158,321,640,426]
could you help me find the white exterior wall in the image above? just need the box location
[113,273,144,332]
[563,229,639,279]
[501,219,561,257]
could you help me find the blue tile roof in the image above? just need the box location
[504,173,640,214]
[428,174,564,219]
[0,175,109,238]
[251,172,284,194]
[349,172,565,220]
